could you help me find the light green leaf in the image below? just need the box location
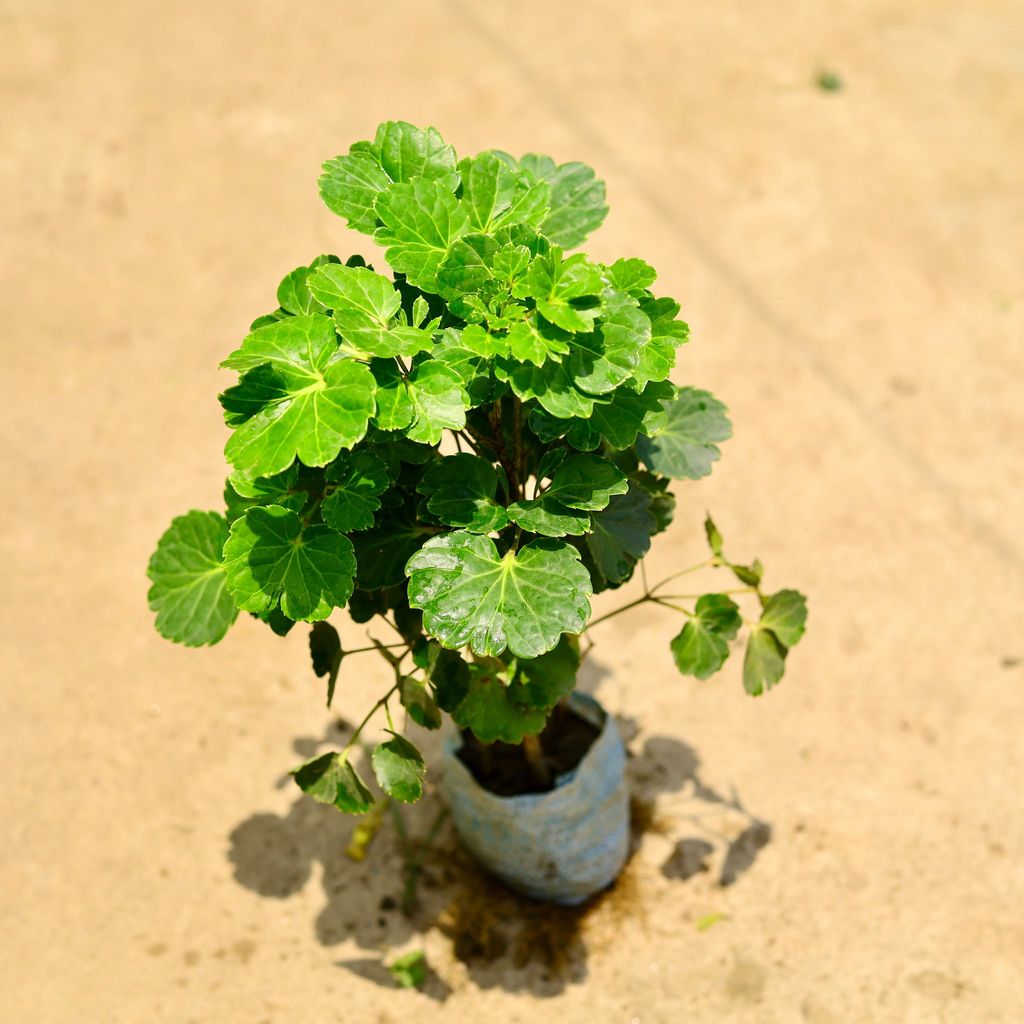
[404,361,471,445]
[319,151,391,233]
[374,179,471,293]
[322,451,391,532]
[704,513,724,557]
[518,248,604,333]
[501,359,596,419]
[506,317,570,365]
[406,532,592,658]
[374,120,458,187]
[458,152,550,232]
[743,627,787,696]
[309,620,344,707]
[220,315,377,478]
[436,233,498,296]
[416,453,509,533]
[637,387,732,480]
[370,360,414,431]
[569,300,646,395]
[760,590,808,648]
[223,505,356,621]
[224,465,308,522]
[371,733,426,803]
[277,259,331,316]
[306,264,431,359]
[605,257,657,294]
[147,511,238,646]
[291,751,374,814]
[585,485,655,582]
[519,155,608,248]
[388,951,427,990]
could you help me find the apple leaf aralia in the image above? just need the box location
[147,120,808,812]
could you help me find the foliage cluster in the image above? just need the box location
[147,121,807,811]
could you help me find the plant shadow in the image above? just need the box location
[227,695,772,997]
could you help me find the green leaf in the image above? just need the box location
[450,665,549,743]
[670,595,741,680]
[388,950,427,990]
[147,511,238,646]
[506,317,571,365]
[760,589,808,648]
[318,122,457,235]
[501,359,596,419]
[405,361,471,444]
[322,451,391,532]
[306,264,431,359]
[743,627,787,696]
[518,248,604,333]
[319,151,391,233]
[291,751,374,814]
[568,300,646,395]
[221,315,377,478]
[585,485,655,582]
[436,232,499,296]
[309,620,343,707]
[519,155,608,248]
[507,497,590,537]
[513,635,579,709]
[224,465,308,522]
[374,178,471,293]
[636,387,732,480]
[425,644,471,711]
[277,259,330,316]
[373,120,458,187]
[543,454,628,511]
[406,532,592,658]
[371,733,426,803]
[605,257,657,294]
[416,453,509,533]
[353,499,436,589]
[223,505,357,621]
[459,152,549,232]
[398,675,442,730]
[730,560,764,588]
[704,513,724,557]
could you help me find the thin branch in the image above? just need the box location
[648,558,715,595]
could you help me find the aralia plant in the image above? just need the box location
[147,121,807,809]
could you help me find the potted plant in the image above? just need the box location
[147,120,807,906]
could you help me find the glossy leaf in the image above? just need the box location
[519,154,608,248]
[405,532,592,658]
[416,453,509,533]
[223,505,356,621]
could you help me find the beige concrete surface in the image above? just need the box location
[2,1,1023,1021]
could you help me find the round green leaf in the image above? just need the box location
[371,733,426,803]
[223,505,356,622]
[743,627,788,696]
[322,451,391,533]
[405,532,592,658]
[416,453,509,533]
[637,387,732,480]
[291,752,374,814]
[759,589,808,648]
[147,511,239,647]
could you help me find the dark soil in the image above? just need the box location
[456,703,601,797]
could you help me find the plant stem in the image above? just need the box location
[648,558,716,594]
[522,733,551,789]
[584,593,654,630]
[341,682,399,755]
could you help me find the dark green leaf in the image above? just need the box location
[416,453,509,533]
[371,733,426,803]
[398,676,442,730]
[760,589,808,648]
[637,387,732,480]
[704,514,724,557]
[450,665,550,743]
[291,751,374,814]
[585,485,655,582]
[309,620,343,707]
[743,627,787,696]
[322,451,391,532]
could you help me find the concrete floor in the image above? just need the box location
[2,1,1022,1021]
